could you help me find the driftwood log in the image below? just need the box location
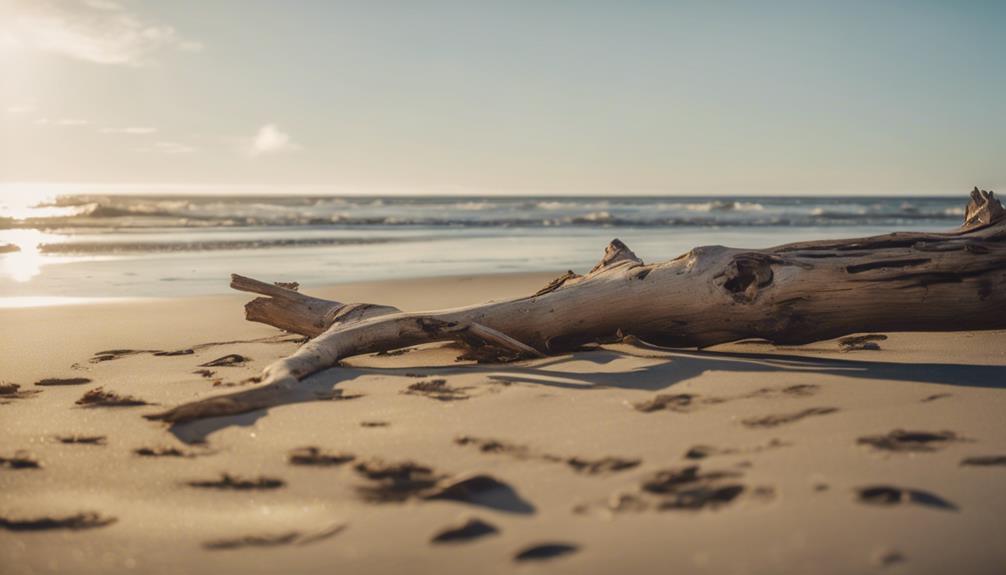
[149,189,1006,424]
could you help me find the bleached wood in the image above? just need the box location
[149,189,1006,424]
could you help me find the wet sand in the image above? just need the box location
[2,272,1005,574]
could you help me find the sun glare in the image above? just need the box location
[0,229,45,282]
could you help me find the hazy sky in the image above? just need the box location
[1,0,1004,196]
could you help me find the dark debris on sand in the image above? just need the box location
[402,379,470,401]
[633,393,698,413]
[288,447,355,467]
[56,435,106,445]
[36,377,92,386]
[513,543,580,562]
[858,430,963,453]
[0,382,40,402]
[76,387,149,407]
[455,436,640,475]
[204,523,346,550]
[188,473,285,490]
[0,451,41,469]
[134,446,192,458]
[577,464,758,515]
[0,512,117,531]
[430,517,499,544]
[856,485,958,511]
[353,459,441,502]
[838,334,887,352]
[741,407,838,428]
[199,354,249,367]
[961,455,1006,466]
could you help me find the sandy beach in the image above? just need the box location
[2,272,1004,575]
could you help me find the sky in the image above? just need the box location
[0,0,1004,197]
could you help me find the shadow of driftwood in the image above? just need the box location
[167,346,1005,444]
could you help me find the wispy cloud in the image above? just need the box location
[3,0,202,66]
[100,126,157,135]
[5,104,36,115]
[247,123,300,156]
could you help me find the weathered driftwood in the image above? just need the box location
[148,189,1006,424]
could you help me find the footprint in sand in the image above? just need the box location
[513,543,580,562]
[856,485,958,511]
[0,512,117,531]
[430,517,499,544]
[857,430,963,453]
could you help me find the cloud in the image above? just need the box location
[248,123,300,156]
[5,104,36,115]
[100,126,157,135]
[3,0,201,66]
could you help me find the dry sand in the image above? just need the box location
[2,272,1005,574]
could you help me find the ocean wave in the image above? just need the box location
[3,194,964,232]
[37,236,404,254]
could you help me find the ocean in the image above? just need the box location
[0,194,965,304]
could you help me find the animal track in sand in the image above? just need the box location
[203,523,346,550]
[288,447,355,466]
[513,543,580,562]
[634,385,822,413]
[0,451,41,469]
[55,435,106,445]
[402,379,471,401]
[857,430,964,453]
[187,473,285,490]
[35,377,92,386]
[960,455,1006,466]
[0,512,117,531]
[455,436,641,475]
[75,387,149,407]
[430,517,499,544]
[741,407,839,428]
[856,485,957,511]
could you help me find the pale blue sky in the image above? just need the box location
[1,0,1004,196]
